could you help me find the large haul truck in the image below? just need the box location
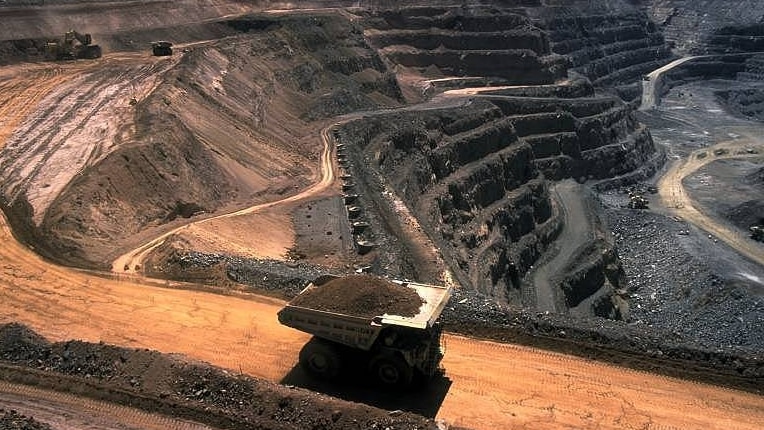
[277,274,453,388]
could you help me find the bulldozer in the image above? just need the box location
[627,192,649,209]
[46,30,102,60]
[751,225,764,242]
[151,41,173,56]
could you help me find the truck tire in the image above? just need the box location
[299,338,342,380]
[370,354,413,388]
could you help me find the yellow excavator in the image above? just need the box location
[46,30,102,60]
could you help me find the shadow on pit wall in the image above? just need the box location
[280,358,452,418]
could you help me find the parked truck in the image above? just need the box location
[277,274,453,388]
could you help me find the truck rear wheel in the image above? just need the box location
[370,354,413,388]
[299,338,342,380]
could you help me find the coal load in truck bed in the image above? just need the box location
[291,275,425,318]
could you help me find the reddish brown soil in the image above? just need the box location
[0,323,437,430]
[290,275,424,317]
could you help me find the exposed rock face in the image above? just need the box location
[534,7,674,103]
[343,1,665,315]
[338,87,653,312]
[364,6,568,84]
[645,0,764,54]
[712,55,764,122]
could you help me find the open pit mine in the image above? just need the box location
[0,1,762,429]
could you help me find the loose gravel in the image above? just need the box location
[0,410,53,430]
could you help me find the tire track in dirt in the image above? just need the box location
[0,56,178,223]
[0,381,215,430]
[1,68,128,201]
[0,65,68,151]
[439,334,764,430]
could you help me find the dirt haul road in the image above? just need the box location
[0,211,763,429]
[658,135,764,266]
[111,120,337,273]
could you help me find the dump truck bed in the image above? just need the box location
[277,277,452,350]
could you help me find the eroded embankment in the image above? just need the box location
[363,6,567,84]
[1,13,401,269]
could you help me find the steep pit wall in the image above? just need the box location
[486,96,661,182]
[646,0,764,54]
[337,91,652,314]
[716,55,764,121]
[363,6,567,84]
[717,87,764,122]
[705,24,764,54]
[535,8,674,103]
[653,54,763,113]
[335,100,560,304]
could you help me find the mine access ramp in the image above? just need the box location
[278,274,452,388]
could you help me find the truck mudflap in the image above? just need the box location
[406,323,445,377]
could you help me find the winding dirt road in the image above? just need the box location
[111,121,337,273]
[530,180,590,313]
[639,56,703,110]
[658,136,764,266]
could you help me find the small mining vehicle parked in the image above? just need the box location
[277,275,452,388]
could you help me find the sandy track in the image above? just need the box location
[658,136,764,266]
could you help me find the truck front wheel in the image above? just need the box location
[370,354,413,388]
[299,338,342,380]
